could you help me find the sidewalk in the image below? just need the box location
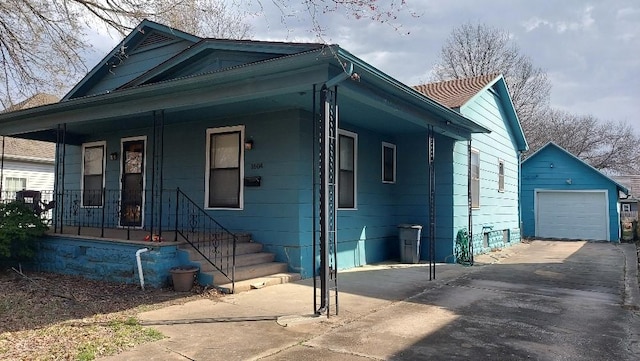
[103,241,639,360]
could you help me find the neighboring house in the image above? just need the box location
[0,20,507,289]
[521,142,628,241]
[414,74,528,256]
[0,94,57,200]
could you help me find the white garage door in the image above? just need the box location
[536,191,609,241]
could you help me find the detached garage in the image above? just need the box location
[521,142,628,242]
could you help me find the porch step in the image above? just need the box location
[180,241,264,258]
[208,262,289,285]
[197,252,276,272]
[215,273,302,294]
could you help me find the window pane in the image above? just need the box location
[209,169,240,207]
[5,177,26,192]
[498,161,505,191]
[471,151,479,207]
[339,170,354,208]
[383,145,394,182]
[339,135,354,171]
[84,146,104,175]
[211,133,239,169]
[83,175,103,206]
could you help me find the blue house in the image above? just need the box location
[0,20,519,290]
[521,142,628,242]
[415,74,528,258]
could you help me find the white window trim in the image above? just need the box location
[119,136,147,228]
[622,203,631,212]
[338,129,358,210]
[381,142,396,184]
[204,125,245,210]
[471,148,480,209]
[498,158,505,193]
[81,141,106,208]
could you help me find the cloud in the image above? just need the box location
[522,5,595,33]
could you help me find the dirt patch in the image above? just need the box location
[0,269,222,360]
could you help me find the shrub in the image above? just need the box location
[0,201,48,261]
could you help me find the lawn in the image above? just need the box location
[0,269,221,360]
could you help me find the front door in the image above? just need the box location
[120,138,145,227]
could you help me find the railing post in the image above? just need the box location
[100,188,105,238]
[174,188,179,242]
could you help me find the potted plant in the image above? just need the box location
[169,265,199,292]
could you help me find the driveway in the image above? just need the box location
[104,240,640,360]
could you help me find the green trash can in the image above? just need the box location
[398,224,422,263]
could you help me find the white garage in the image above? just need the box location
[535,190,609,241]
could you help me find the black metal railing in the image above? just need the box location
[175,188,236,292]
[2,187,236,289]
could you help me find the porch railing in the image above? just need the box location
[174,188,236,292]
[2,188,236,290]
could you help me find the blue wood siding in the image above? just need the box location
[456,86,522,254]
[521,145,621,242]
[83,40,194,96]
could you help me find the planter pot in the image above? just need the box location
[169,266,199,292]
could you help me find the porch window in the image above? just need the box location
[206,126,244,209]
[82,142,105,207]
[4,177,26,200]
[471,149,480,208]
[338,130,357,209]
[498,159,505,192]
[382,142,396,183]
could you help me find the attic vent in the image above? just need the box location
[136,32,174,50]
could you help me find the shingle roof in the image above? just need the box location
[413,74,500,108]
[0,137,55,161]
[3,93,59,113]
[1,93,57,161]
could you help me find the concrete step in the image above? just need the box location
[180,241,263,257]
[208,262,289,285]
[177,232,252,244]
[215,272,302,294]
[197,252,276,272]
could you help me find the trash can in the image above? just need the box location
[398,224,422,263]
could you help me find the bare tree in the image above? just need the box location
[526,109,640,174]
[431,23,551,126]
[0,0,253,108]
[0,0,411,109]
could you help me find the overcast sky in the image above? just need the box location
[246,1,638,129]
[91,0,639,132]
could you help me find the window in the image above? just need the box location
[206,126,244,209]
[382,142,396,183]
[471,149,480,208]
[338,130,357,209]
[622,204,631,212]
[82,142,105,207]
[498,160,505,192]
[4,177,26,200]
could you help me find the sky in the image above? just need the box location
[89,0,639,132]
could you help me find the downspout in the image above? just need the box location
[136,248,150,290]
[1,136,4,200]
[518,151,523,237]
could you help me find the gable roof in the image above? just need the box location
[413,74,528,152]
[63,19,201,100]
[0,20,492,141]
[119,38,325,89]
[413,74,500,108]
[523,142,629,195]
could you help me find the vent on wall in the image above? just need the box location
[135,32,175,51]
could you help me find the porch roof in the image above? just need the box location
[0,37,489,142]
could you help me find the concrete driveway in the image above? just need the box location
[104,240,640,360]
